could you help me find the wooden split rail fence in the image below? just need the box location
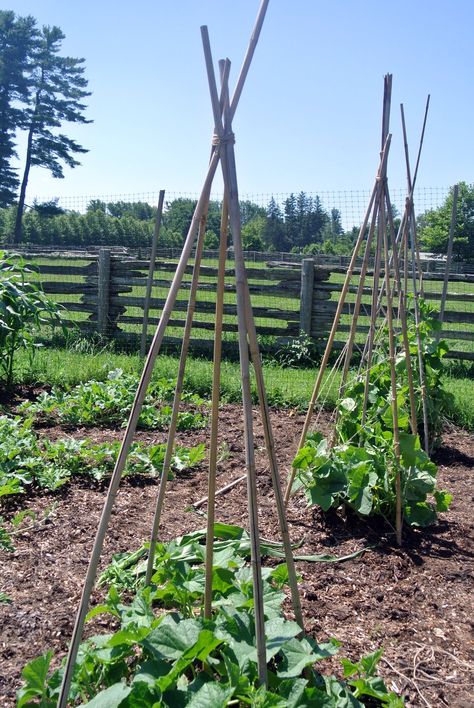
[14,250,474,361]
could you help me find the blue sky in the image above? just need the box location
[8,0,474,210]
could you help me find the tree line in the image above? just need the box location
[0,11,90,242]
[0,194,357,253]
[1,185,472,259]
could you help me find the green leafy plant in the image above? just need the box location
[0,251,66,386]
[276,331,319,368]
[18,524,404,707]
[0,414,205,499]
[292,430,451,528]
[291,301,453,529]
[20,368,207,431]
[336,299,452,450]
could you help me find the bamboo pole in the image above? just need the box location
[360,74,393,425]
[145,207,209,585]
[407,207,430,452]
[411,95,431,196]
[381,74,392,147]
[400,103,425,296]
[145,59,232,588]
[373,96,429,321]
[357,74,392,368]
[194,474,246,510]
[140,190,165,357]
[400,106,430,452]
[381,186,403,546]
[202,26,267,685]
[361,187,385,428]
[229,0,269,122]
[204,114,230,619]
[57,0,270,698]
[284,136,391,504]
[439,184,459,326]
[385,185,418,436]
[242,289,305,630]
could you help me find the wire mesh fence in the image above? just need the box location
[30,186,450,232]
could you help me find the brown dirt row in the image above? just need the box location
[0,405,473,706]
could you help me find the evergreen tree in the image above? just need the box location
[283,193,298,248]
[264,196,286,251]
[0,12,37,207]
[307,195,329,245]
[13,24,91,242]
[321,207,343,242]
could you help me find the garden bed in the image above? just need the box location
[0,402,473,706]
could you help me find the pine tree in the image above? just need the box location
[264,196,286,251]
[0,12,37,207]
[13,24,91,242]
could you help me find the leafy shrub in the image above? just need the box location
[337,299,452,450]
[291,300,452,528]
[292,431,451,528]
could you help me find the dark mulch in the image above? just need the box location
[0,403,473,707]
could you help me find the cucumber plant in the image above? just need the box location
[292,300,452,528]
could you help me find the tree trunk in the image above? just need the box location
[12,122,34,244]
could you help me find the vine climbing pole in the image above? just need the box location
[285,74,431,548]
[58,2,304,704]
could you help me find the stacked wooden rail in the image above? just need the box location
[9,251,474,360]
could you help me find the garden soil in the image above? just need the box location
[0,403,473,706]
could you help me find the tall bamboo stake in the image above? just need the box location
[243,276,304,630]
[381,185,403,545]
[145,59,232,587]
[284,137,391,504]
[361,74,392,426]
[203,192,229,619]
[361,192,384,428]
[202,26,267,685]
[140,190,165,357]
[203,60,231,618]
[57,0,270,700]
[400,102,428,297]
[145,207,209,585]
[400,105,430,452]
[385,186,418,435]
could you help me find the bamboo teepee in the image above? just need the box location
[57,3,304,704]
[284,75,432,547]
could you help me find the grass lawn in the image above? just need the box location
[13,345,474,431]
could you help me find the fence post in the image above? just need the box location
[98,248,111,336]
[299,258,314,335]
